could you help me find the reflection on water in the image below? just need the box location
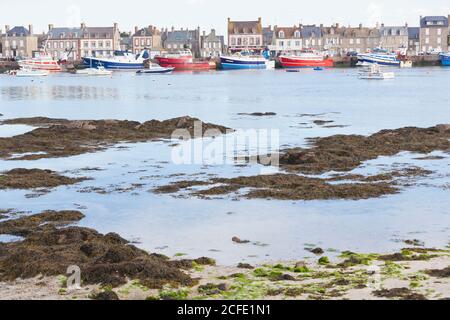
[0,67,449,264]
[0,86,119,101]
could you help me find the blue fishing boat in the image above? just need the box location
[440,53,450,66]
[83,50,149,70]
[220,50,274,70]
[357,52,400,66]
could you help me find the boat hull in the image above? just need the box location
[279,56,334,68]
[440,54,450,66]
[220,56,268,70]
[18,60,61,71]
[155,57,211,70]
[82,57,144,70]
[136,67,174,74]
[357,54,400,66]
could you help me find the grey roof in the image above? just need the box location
[420,16,448,28]
[380,26,408,36]
[408,27,420,39]
[133,27,158,37]
[84,27,115,38]
[48,28,82,39]
[301,26,322,38]
[165,30,197,43]
[6,26,30,36]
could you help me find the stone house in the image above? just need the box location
[162,27,201,57]
[379,24,409,52]
[408,27,420,55]
[340,25,380,54]
[132,26,162,56]
[419,16,449,53]
[1,25,38,58]
[200,29,224,58]
[227,17,264,52]
[270,25,303,54]
[300,25,324,51]
[321,24,345,55]
[46,23,120,60]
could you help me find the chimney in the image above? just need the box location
[171,26,174,32]
[258,17,262,24]
[114,23,118,30]
[336,23,339,28]
[28,24,33,35]
[48,24,53,31]
[359,23,363,29]
[81,22,86,29]
[5,25,10,33]
[202,31,206,36]
[134,26,138,33]
[211,29,216,36]
[405,22,408,27]
[381,23,385,27]
[320,23,324,28]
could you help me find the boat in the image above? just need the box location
[357,48,401,66]
[279,50,334,68]
[358,64,395,80]
[18,54,61,71]
[440,53,450,66]
[219,50,273,70]
[154,50,212,71]
[136,63,175,74]
[82,50,150,70]
[15,68,49,77]
[400,60,413,68]
[76,66,113,76]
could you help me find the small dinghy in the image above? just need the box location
[15,69,49,77]
[76,66,112,76]
[136,64,174,74]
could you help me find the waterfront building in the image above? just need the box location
[0,25,38,58]
[132,26,162,57]
[270,25,303,54]
[419,16,449,53]
[120,32,133,52]
[408,27,420,55]
[46,23,120,60]
[227,17,264,53]
[379,24,409,52]
[200,29,224,58]
[162,27,201,58]
[321,24,345,55]
[340,25,380,54]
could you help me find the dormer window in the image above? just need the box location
[294,30,300,38]
[243,28,248,33]
[279,31,285,38]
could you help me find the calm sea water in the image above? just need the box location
[0,67,449,264]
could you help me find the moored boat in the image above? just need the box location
[219,51,272,70]
[279,50,334,68]
[357,50,401,67]
[154,50,211,71]
[15,68,49,77]
[358,64,395,80]
[18,54,61,71]
[136,63,174,74]
[440,53,450,66]
[82,50,149,70]
[76,66,113,76]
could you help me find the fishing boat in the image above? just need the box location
[154,50,212,71]
[82,50,149,70]
[76,66,112,76]
[358,64,395,80]
[357,48,401,66]
[18,54,61,71]
[279,50,334,68]
[136,63,174,74]
[15,68,49,77]
[219,50,273,70]
[440,53,450,66]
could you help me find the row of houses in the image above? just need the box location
[228,15,450,56]
[1,14,449,60]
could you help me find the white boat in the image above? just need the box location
[220,50,273,70]
[15,69,49,77]
[76,66,113,76]
[400,60,413,68]
[18,54,61,71]
[357,48,401,67]
[358,64,395,80]
[82,50,149,70]
[136,63,174,74]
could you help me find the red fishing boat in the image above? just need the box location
[279,50,334,68]
[155,50,213,71]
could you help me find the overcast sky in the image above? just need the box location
[1,0,449,35]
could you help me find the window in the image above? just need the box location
[249,37,254,45]
[135,39,139,46]
[106,41,110,48]
[437,37,441,44]
[99,41,103,48]
[237,38,242,45]
[140,39,145,46]
[91,41,96,48]
[356,38,360,44]
[437,29,442,36]
[255,37,260,45]
[231,38,236,46]
[294,31,300,38]
[425,37,429,44]
[19,40,24,47]
[279,41,284,47]
[146,39,151,46]
[278,31,285,38]
[350,39,354,45]
[295,41,301,46]
[425,28,430,36]
[72,42,77,48]
[84,42,89,48]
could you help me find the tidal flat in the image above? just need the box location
[0,68,449,299]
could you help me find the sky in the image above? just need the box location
[1,0,449,36]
